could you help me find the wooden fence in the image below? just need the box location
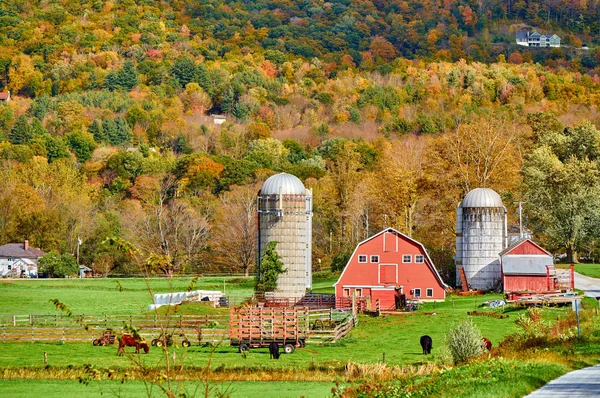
[0,309,357,345]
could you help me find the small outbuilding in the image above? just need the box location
[334,228,447,311]
[500,239,558,293]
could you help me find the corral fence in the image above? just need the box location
[0,314,229,344]
[0,308,357,345]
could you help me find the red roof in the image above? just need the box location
[0,92,10,100]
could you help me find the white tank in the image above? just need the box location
[455,188,507,290]
[258,173,312,299]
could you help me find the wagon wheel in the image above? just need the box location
[298,339,306,348]
[238,343,249,353]
[92,339,100,346]
[283,343,295,354]
[156,340,164,347]
[182,340,191,348]
[151,339,158,347]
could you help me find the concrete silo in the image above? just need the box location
[258,173,312,299]
[455,188,507,290]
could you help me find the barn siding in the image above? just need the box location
[371,289,396,311]
[504,275,549,292]
[505,241,548,256]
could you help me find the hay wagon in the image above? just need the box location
[229,307,306,354]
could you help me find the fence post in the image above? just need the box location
[12,315,16,327]
[376,299,380,316]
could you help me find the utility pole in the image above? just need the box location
[76,236,81,265]
[514,202,526,238]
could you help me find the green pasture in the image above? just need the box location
[0,275,584,397]
[0,272,338,316]
[0,276,255,315]
[556,263,600,278]
[0,379,335,398]
[0,292,533,369]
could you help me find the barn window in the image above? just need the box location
[370,255,379,263]
[343,289,350,297]
[402,255,412,263]
[414,288,421,297]
[358,255,367,263]
[415,255,424,263]
[355,289,362,297]
[426,288,433,297]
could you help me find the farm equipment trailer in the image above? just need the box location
[229,307,307,354]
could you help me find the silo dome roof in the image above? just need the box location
[460,188,504,208]
[260,173,306,195]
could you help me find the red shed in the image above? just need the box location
[500,239,555,293]
[334,228,447,310]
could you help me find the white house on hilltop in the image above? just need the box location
[0,240,46,277]
[516,31,561,47]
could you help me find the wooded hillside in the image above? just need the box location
[2,0,600,280]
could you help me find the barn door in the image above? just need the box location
[379,264,397,284]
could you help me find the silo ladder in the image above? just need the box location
[459,267,470,292]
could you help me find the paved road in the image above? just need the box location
[574,272,600,298]
[525,364,600,397]
[526,272,600,397]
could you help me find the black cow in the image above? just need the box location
[269,342,280,359]
[420,335,432,355]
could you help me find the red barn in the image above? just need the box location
[500,239,556,293]
[334,228,447,310]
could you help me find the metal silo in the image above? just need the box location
[455,188,507,290]
[258,173,312,299]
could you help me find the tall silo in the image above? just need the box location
[258,173,312,299]
[455,188,507,290]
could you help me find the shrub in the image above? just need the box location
[445,318,483,364]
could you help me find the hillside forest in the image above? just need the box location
[2,0,600,283]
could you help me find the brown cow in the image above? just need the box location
[482,337,492,351]
[117,334,149,354]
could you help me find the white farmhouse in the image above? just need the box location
[0,240,46,277]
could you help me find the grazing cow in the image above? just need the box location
[269,342,280,359]
[420,335,432,355]
[118,334,150,355]
[482,337,492,351]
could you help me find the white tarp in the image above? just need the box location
[148,290,223,310]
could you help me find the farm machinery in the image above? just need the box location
[92,329,116,346]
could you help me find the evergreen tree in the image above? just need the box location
[255,241,286,294]
[116,61,139,91]
[102,119,118,145]
[89,119,105,143]
[8,115,33,145]
[104,70,119,91]
[220,86,235,113]
[171,56,196,87]
[114,117,133,145]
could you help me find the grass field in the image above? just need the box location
[0,379,335,398]
[556,263,600,278]
[0,274,593,397]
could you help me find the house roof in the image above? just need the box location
[0,92,10,100]
[502,255,553,275]
[516,32,528,40]
[333,227,448,288]
[499,238,551,257]
[0,243,45,259]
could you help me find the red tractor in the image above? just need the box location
[92,329,116,346]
